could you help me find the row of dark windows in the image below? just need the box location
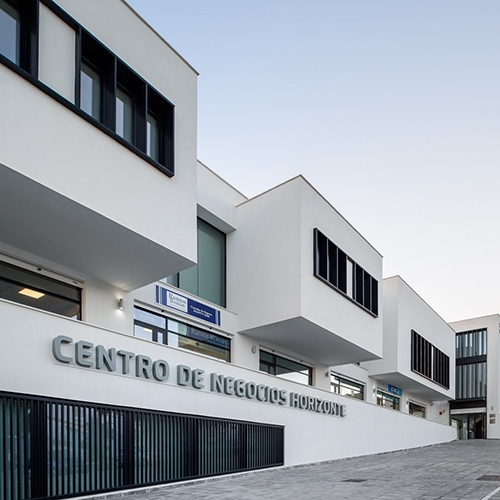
[0,392,284,500]
[0,0,174,176]
[411,330,450,389]
[314,228,378,316]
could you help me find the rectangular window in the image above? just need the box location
[376,390,400,411]
[0,0,36,74]
[411,330,450,389]
[314,228,378,316]
[330,374,364,400]
[0,0,21,65]
[115,85,133,142]
[259,350,312,386]
[78,29,175,176]
[80,59,101,120]
[147,111,159,161]
[133,307,230,362]
[409,401,426,418]
[0,260,81,319]
[455,328,487,400]
[167,219,226,307]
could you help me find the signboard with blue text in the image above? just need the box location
[155,285,221,326]
[387,384,402,397]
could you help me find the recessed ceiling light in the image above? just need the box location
[19,288,45,299]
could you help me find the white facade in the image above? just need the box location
[0,1,456,498]
[360,276,455,424]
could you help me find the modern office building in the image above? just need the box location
[0,0,456,499]
[449,314,500,440]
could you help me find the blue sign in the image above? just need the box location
[387,384,402,397]
[155,285,221,326]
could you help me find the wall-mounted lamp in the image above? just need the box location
[325,371,330,378]
[251,345,256,353]
[373,388,377,395]
[406,399,409,406]
[117,298,124,310]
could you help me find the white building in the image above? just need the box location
[0,1,455,499]
[449,314,500,440]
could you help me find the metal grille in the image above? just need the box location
[0,392,284,499]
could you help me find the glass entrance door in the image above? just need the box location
[452,413,486,439]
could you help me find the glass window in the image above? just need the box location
[331,374,364,400]
[376,390,400,411]
[147,112,159,161]
[313,228,378,316]
[170,219,226,307]
[80,60,101,120]
[133,307,230,362]
[259,350,312,385]
[409,402,426,418]
[116,86,133,143]
[0,260,81,319]
[0,0,20,65]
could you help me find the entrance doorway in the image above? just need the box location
[452,413,486,439]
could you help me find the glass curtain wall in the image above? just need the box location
[455,329,487,400]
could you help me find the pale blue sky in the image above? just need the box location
[127,0,500,323]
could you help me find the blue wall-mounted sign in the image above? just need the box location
[387,384,402,397]
[155,285,221,326]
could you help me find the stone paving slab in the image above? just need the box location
[83,440,500,500]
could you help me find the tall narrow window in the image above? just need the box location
[80,60,101,120]
[116,85,133,143]
[147,112,159,161]
[166,219,226,307]
[0,0,20,65]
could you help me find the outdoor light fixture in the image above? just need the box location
[19,288,45,299]
[118,298,124,310]
[251,345,257,353]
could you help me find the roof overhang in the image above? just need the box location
[240,316,381,366]
[372,372,452,401]
[0,163,194,291]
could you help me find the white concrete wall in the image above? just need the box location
[229,177,383,363]
[364,276,455,402]
[38,3,76,102]
[228,178,302,328]
[0,299,456,466]
[0,0,198,265]
[299,178,383,359]
[197,161,247,233]
[450,314,500,439]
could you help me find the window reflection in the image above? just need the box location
[80,61,101,120]
[0,0,21,65]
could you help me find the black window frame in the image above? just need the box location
[133,307,231,362]
[0,0,176,178]
[0,259,82,319]
[411,330,450,389]
[376,390,400,411]
[330,373,365,400]
[259,350,313,386]
[76,27,175,176]
[314,228,378,317]
[0,0,38,74]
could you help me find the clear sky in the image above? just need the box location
[127,0,500,323]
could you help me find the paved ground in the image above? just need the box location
[87,440,500,500]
